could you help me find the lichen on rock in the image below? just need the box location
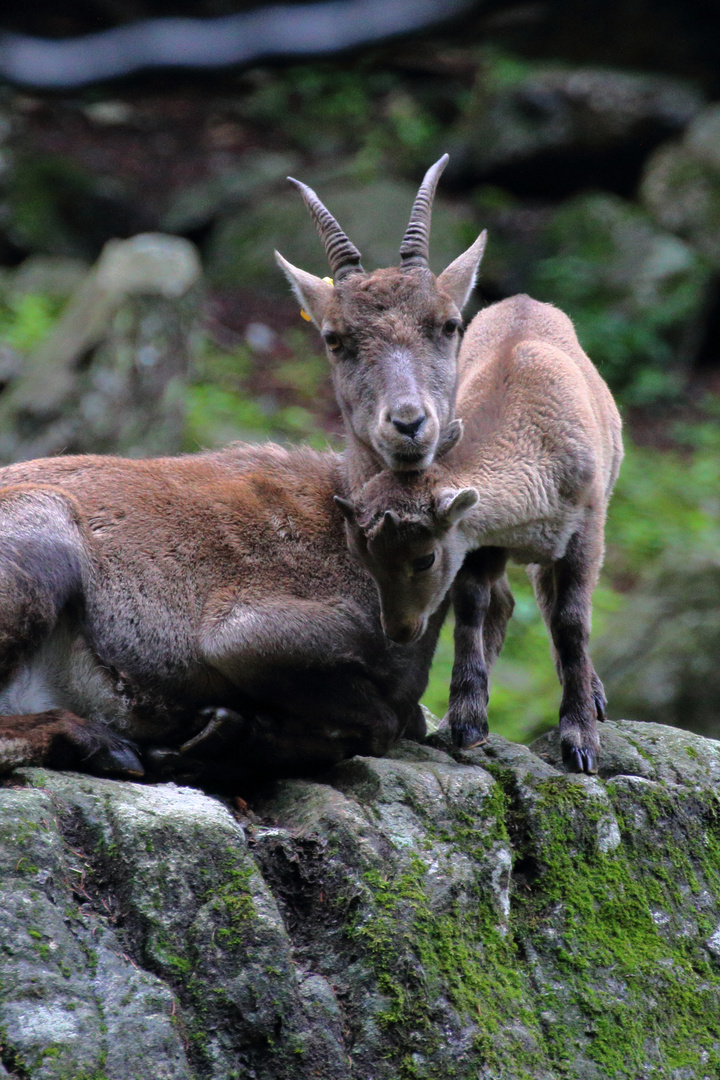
[2,718,720,1078]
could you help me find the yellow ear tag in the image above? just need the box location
[300,277,334,321]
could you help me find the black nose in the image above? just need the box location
[391,414,425,439]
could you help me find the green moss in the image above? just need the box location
[350,766,720,1076]
[511,774,720,1075]
[348,779,545,1080]
[210,851,256,949]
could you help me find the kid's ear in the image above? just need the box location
[436,418,464,459]
[333,495,356,524]
[438,487,478,526]
[275,251,335,330]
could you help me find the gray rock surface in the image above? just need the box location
[2,718,720,1078]
[455,65,703,182]
[642,104,720,267]
[0,234,202,463]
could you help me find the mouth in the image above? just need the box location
[383,618,426,645]
[378,442,434,472]
[374,424,438,471]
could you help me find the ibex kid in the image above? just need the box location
[338,294,623,775]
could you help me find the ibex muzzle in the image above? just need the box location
[275,155,487,474]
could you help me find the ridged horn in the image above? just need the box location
[399,154,449,269]
[288,177,364,281]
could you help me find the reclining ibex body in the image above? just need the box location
[0,159,488,785]
[0,444,448,785]
[339,294,623,774]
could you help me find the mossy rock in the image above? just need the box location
[6,153,147,260]
[3,719,720,1077]
[454,61,703,190]
[468,187,710,401]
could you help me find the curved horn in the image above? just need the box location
[288,177,364,281]
[399,154,449,269]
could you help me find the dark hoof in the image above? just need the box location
[452,721,490,750]
[144,747,182,776]
[87,741,144,778]
[562,745,597,775]
[591,673,607,722]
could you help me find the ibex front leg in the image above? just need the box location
[0,711,144,777]
[200,596,404,770]
[448,548,511,749]
[0,488,144,778]
[535,517,605,774]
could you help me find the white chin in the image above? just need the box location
[379,446,433,472]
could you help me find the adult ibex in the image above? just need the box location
[275,154,486,490]
[337,295,624,775]
[0,159,487,785]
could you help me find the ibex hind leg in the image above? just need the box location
[0,709,143,778]
[528,559,607,727]
[530,520,605,775]
[447,549,510,750]
[0,488,87,683]
[147,686,404,790]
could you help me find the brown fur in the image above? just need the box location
[346,295,624,774]
[0,444,444,787]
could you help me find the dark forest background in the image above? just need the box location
[1,0,719,742]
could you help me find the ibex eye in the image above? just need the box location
[413,552,436,573]
[443,319,461,336]
[324,332,342,351]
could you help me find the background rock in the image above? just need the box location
[594,555,720,738]
[641,104,720,268]
[3,719,720,1078]
[206,175,476,290]
[0,233,202,462]
[453,66,704,198]
[476,190,711,400]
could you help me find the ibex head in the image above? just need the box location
[335,470,478,644]
[275,156,486,473]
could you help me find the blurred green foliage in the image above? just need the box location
[185,333,335,451]
[0,291,63,350]
[528,194,711,404]
[7,155,104,258]
[238,63,442,171]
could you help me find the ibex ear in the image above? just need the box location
[436,418,464,460]
[438,487,478,526]
[333,495,356,524]
[381,509,401,535]
[436,230,487,311]
[275,251,335,330]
